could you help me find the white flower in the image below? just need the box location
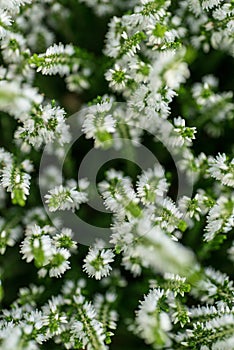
[21,225,71,277]
[208,153,234,188]
[192,267,234,303]
[45,183,88,212]
[53,228,77,251]
[71,294,107,349]
[21,224,54,266]
[99,169,140,218]
[105,64,130,91]
[45,43,74,56]
[201,0,223,10]
[0,218,22,254]
[48,248,71,278]
[204,196,234,241]
[136,225,195,275]
[65,72,90,92]
[120,31,141,57]
[21,159,34,173]
[0,80,43,119]
[22,207,48,226]
[135,288,172,347]
[146,16,179,48]
[149,50,190,91]
[122,249,142,276]
[0,0,32,12]
[42,299,67,337]
[172,117,197,147]
[212,336,234,350]
[111,212,195,276]
[0,325,39,350]
[82,99,116,147]
[154,197,185,233]
[35,43,75,76]
[188,0,202,15]
[1,162,31,206]
[178,190,211,224]
[0,9,12,39]
[83,113,115,139]
[0,148,13,165]
[129,84,150,111]
[15,104,71,149]
[136,164,168,204]
[83,246,114,280]
[1,31,27,65]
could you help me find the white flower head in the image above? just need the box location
[45,183,88,212]
[83,246,115,280]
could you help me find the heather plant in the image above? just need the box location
[0,1,234,349]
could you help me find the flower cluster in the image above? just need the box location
[30,43,93,93]
[0,150,32,206]
[15,103,71,150]
[208,153,234,187]
[45,179,89,213]
[0,280,118,349]
[20,224,76,278]
[132,267,234,349]
[82,97,116,148]
[0,0,233,349]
